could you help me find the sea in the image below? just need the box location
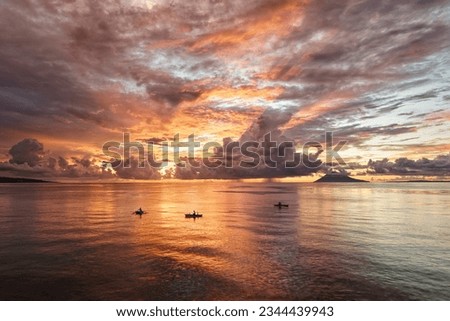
[0,181,449,300]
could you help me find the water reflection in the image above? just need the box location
[0,182,449,300]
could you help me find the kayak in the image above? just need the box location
[134,211,146,215]
[274,204,289,207]
[185,213,203,218]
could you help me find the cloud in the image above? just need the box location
[110,157,161,180]
[368,154,450,176]
[1,138,114,179]
[172,156,322,180]
[0,0,449,179]
[172,135,323,179]
[258,0,450,146]
[9,138,44,167]
[240,108,294,142]
[138,137,168,146]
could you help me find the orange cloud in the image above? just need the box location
[280,90,355,130]
[199,85,283,102]
[402,143,450,156]
[190,0,310,54]
[424,110,450,122]
[170,104,264,141]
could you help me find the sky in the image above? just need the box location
[0,0,449,180]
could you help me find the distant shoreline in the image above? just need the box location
[389,180,450,183]
[0,176,448,184]
[0,177,54,183]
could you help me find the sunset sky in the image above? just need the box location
[1,0,449,180]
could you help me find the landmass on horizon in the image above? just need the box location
[314,173,368,183]
[0,177,54,183]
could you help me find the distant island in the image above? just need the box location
[0,177,53,183]
[315,173,368,183]
[394,180,450,183]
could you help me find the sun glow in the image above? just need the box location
[145,0,156,10]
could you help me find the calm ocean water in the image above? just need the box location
[0,181,449,300]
